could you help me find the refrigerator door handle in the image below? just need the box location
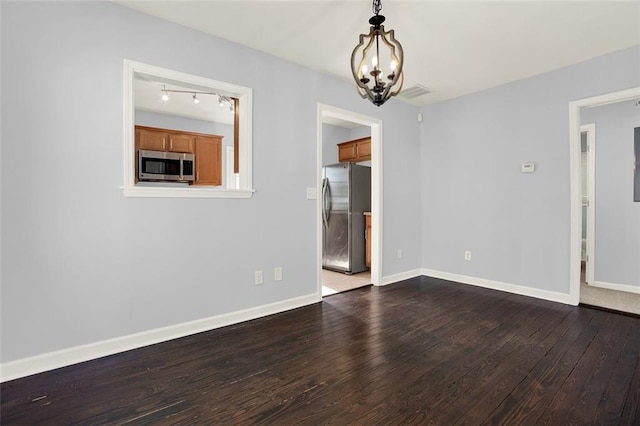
[322,178,329,228]
[325,179,332,219]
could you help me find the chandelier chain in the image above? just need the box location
[372,0,382,16]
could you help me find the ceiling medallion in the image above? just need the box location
[351,0,404,106]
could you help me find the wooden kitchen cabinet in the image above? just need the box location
[136,127,167,151]
[194,135,222,186]
[338,137,371,163]
[135,126,194,153]
[338,142,358,162]
[365,212,372,268]
[168,133,194,153]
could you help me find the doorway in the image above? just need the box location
[317,104,382,298]
[569,87,640,312]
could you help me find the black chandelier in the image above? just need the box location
[351,0,404,106]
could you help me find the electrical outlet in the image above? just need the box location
[255,270,263,285]
[274,267,283,281]
[464,251,472,261]
[397,249,402,259]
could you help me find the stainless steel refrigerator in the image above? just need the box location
[322,163,371,274]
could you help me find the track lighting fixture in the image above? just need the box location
[218,95,234,111]
[159,86,233,109]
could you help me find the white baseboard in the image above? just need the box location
[1,293,320,383]
[422,268,572,305]
[588,280,640,294]
[379,268,423,286]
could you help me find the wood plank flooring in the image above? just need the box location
[2,276,639,425]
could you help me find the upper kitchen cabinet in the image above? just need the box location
[135,126,194,153]
[136,126,167,151]
[338,137,371,163]
[168,133,195,153]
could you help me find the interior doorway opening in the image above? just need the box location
[317,105,383,298]
[568,86,640,311]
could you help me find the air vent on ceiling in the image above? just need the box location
[400,84,431,99]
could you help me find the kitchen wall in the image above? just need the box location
[0,1,422,364]
[322,124,350,166]
[135,110,233,141]
[420,46,640,297]
[581,100,640,287]
[350,125,371,140]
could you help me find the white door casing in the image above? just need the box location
[568,86,640,304]
[316,104,383,297]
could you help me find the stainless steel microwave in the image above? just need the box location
[138,149,195,182]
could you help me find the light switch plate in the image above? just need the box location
[521,162,535,173]
[306,187,317,199]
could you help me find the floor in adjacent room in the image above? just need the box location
[2,276,639,424]
[580,260,640,315]
[321,269,371,296]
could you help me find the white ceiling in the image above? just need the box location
[135,75,235,124]
[117,1,640,107]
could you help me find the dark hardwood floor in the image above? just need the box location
[2,276,639,425]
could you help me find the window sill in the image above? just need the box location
[121,186,255,199]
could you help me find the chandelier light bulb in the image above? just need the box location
[372,55,378,69]
[387,59,398,80]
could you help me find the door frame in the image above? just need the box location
[316,104,383,297]
[567,86,640,304]
[581,124,596,286]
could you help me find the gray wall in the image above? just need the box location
[350,125,371,141]
[420,46,640,294]
[1,1,422,362]
[322,124,349,166]
[582,100,640,287]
